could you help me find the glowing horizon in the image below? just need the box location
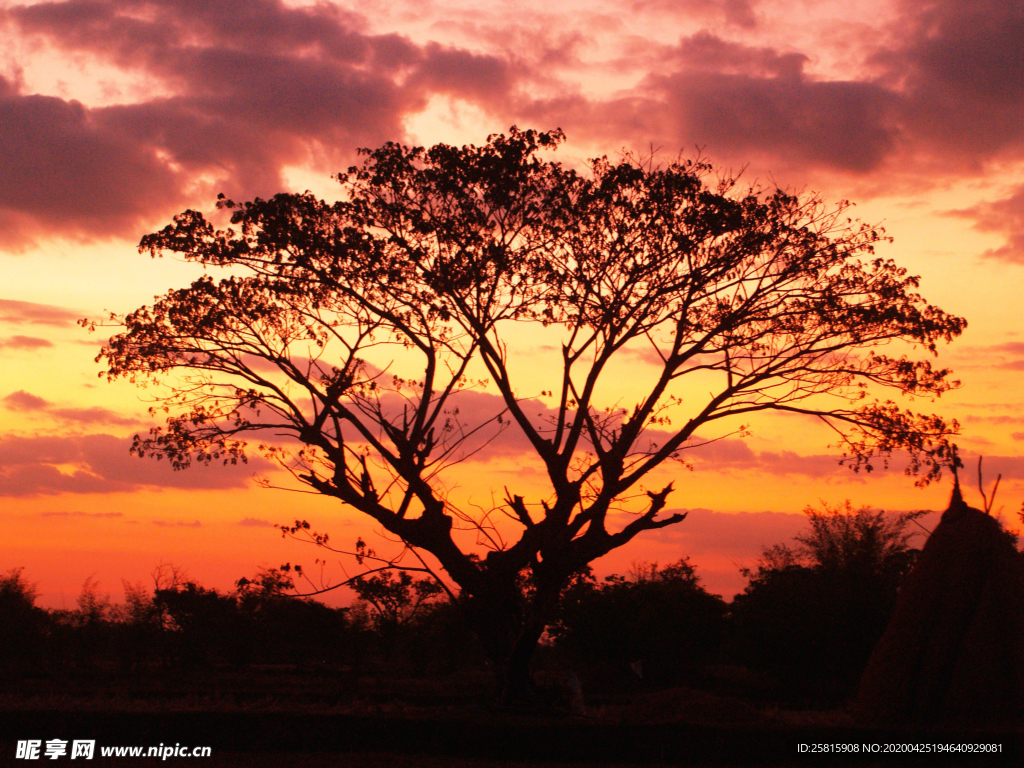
[2,0,1023,607]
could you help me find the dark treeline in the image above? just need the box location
[2,502,999,709]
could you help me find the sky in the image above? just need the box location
[1,0,1023,605]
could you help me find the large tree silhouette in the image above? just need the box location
[96,128,965,700]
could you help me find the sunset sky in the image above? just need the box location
[2,0,1023,606]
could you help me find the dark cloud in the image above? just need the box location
[644,71,896,173]
[0,80,186,248]
[0,298,80,326]
[1,0,519,247]
[878,0,1024,159]
[963,454,1024,481]
[0,335,53,349]
[667,31,806,78]
[238,517,274,527]
[0,432,272,496]
[411,43,514,109]
[949,185,1024,263]
[523,33,898,174]
[537,3,1022,179]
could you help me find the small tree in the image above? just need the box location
[94,128,965,700]
[0,568,48,675]
[731,501,925,702]
[351,570,444,635]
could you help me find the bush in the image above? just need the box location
[551,559,728,690]
[0,568,49,676]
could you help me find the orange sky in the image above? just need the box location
[2,0,1023,605]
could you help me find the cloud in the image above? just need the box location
[656,507,808,558]
[0,432,272,496]
[3,390,49,411]
[39,510,123,518]
[376,388,856,479]
[632,0,758,28]
[516,31,898,176]
[153,519,202,527]
[49,407,144,427]
[0,335,53,349]
[0,298,81,326]
[2,389,143,426]
[948,185,1024,263]
[0,0,1019,250]
[949,340,1024,372]
[964,454,1024,481]
[238,516,275,527]
[1,0,520,247]
[877,0,1024,160]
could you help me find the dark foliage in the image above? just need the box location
[0,568,49,676]
[551,560,727,690]
[730,501,923,704]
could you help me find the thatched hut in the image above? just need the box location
[855,485,1024,726]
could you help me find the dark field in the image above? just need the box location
[1,668,1020,767]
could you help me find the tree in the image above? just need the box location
[93,127,965,701]
[0,568,49,676]
[351,570,444,635]
[730,501,926,702]
[551,559,727,689]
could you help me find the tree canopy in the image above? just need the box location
[95,127,965,698]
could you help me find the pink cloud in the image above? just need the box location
[948,185,1024,264]
[0,335,54,349]
[1,0,1019,252]
[0,432,273,496]
[632,0,758,28]
[2,389,143,426]
[3,390,49,411]
[0,298,80,326]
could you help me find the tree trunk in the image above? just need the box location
[463,571,568,706]
[499,618,547,705]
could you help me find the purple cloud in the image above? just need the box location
[1,0,518,246]
[1,0,1018,256]
[879,0,1024,159]
[0,432,272,496]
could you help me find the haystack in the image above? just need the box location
[855,485,1024,727]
